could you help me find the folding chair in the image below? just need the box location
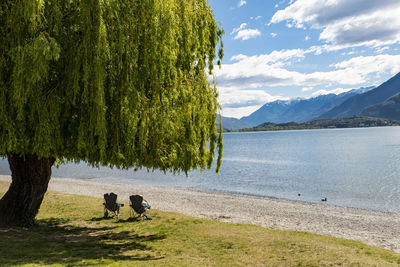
[129,195,152,220]
[103,192,123,219]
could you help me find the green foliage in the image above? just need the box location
[0,0,223,173]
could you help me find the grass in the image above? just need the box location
[0,181,399,266]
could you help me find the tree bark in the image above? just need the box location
[0,154,55,227]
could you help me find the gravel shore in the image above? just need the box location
[1,175,399,252]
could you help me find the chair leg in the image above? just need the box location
[115,207,120,219]
[104,208,109,218]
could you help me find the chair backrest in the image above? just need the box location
[130,195,145,214]
[104,192,118,211]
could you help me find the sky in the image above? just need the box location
[208,0,400,118]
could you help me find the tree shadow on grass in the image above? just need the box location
[90,216,151,223]
[116,217,149,223]
[0,218,166,266]
[90,216,118,222]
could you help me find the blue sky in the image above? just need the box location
[208,0,400,118]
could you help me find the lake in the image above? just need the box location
[1,126,400,213]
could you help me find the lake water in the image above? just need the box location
[1,127,400,213]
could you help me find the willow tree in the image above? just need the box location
[0,0,223,227]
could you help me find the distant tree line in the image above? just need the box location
[227,116,400,132]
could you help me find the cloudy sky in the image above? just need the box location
[208,0,400,118]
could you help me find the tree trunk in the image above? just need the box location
[0,154,55,227]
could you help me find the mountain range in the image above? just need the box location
[221,72,400,130]
[238,87,374,127]
[319,72,400,119]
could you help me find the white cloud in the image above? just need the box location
[222,106,263,119]
[309,43,363,55]
[375,46,390,54]
[231,23,247,35]
[218,86,288,118]
[238,0,246,7]
[302,87,313,92]
[231,23,262,41]
[255,16,262,20]
[230,54,248,62]
[215,51,400,93]
[270,33,277,38]
[305,35,310,41]
[214,54,364,92]
[341,50,356,56]
[271,0,400,48]
[234,29,261,40]
[218,87,284,108]
[331,54,400,77]
[230,48,312,64]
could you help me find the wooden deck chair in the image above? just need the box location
[129,195,152,220]
[103,192,123,219]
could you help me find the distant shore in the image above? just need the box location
[1,175,399,253]
[227,116,400,133]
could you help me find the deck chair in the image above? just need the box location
[129,195,152,220]
[103,193,123,219]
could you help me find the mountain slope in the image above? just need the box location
[320,72,400,119]
[240,99,295,126]
[361,93,400,121]
[217,115,249,130]
[239,89,368,127]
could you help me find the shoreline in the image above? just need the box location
[1,175,399,253]
[180,187,400,215]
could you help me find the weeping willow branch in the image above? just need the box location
[0,0,224,174]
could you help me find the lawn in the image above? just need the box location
[0,181,399,266]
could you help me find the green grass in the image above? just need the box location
[0,181,399,266]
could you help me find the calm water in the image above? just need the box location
[1,127,400,213]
